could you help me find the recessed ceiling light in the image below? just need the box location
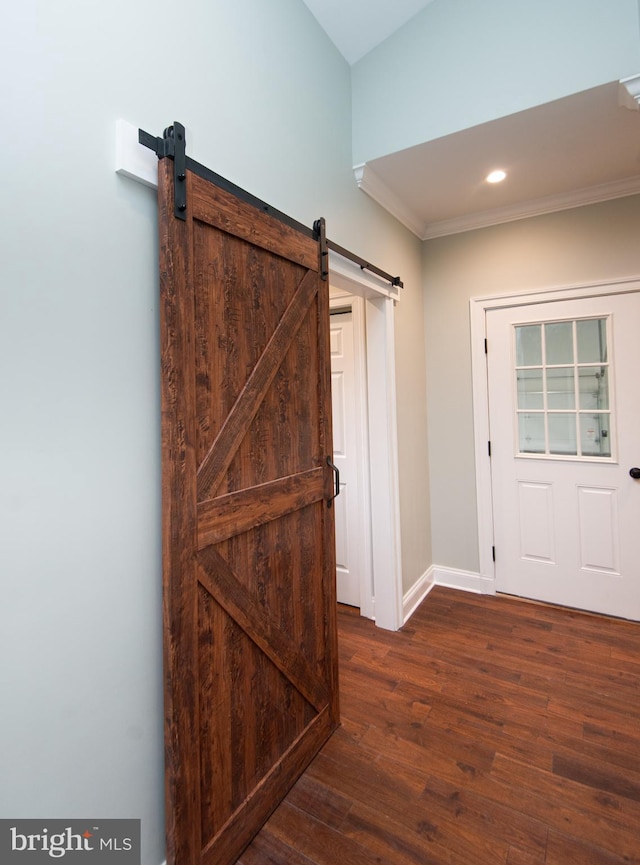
[486,169,507,184]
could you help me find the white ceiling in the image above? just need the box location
[301,0,436,65]
[302,1,640,237]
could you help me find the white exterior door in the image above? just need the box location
[330,310,362,607]
[487,290,640,620]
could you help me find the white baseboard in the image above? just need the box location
[402,567,436,624]
[433,565,495,595]
[403,566,495,624]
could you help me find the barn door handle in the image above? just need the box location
[326,457,340,507]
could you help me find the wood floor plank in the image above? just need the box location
[583,719,640,757]
[240,587,640,864]
[487,753,640,861]
[421,774,548,857]
[341,796,505,865]
[552,751,640,802]
[264,800,388,865]
[236,830,316,865]
[308,734,427,807]
[539,720,640,776]
[506,845,547,865]
[284,773,352,830]
[423,702,555,771]
[545,830,633,865]
[358,717,497,785]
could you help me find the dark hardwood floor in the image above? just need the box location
[237,586,640,864]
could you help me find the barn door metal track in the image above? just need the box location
[139,122,403,289]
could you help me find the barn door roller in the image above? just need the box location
[139,122,187,220]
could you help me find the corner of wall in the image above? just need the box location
[403,566,496,625]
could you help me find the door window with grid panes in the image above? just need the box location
[514,317,613,458]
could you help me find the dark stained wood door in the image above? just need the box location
[158,159,340,865]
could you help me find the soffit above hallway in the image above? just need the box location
[360,80,640,239]
[300,1,640,238]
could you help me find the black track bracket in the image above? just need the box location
[313,218,329,281]
[139,122,187,221]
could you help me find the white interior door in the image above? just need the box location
[330,310,362,607]
[487,290,640,620]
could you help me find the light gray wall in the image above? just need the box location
[352,0,640,164]
[394,281,432,592]
[0,1,428,862]
[423,194,640,573]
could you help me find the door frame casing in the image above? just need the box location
[329,253,403,630]
[470,275,640,589]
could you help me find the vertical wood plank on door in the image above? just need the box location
[158,160,201,865]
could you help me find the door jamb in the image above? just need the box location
[330,253,403,631]
[470,275,640,590]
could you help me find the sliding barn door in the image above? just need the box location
[158,159,339,865]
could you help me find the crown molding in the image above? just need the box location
[421,175,640,239]
[354,162,640,241]
[353,163,425,238]
[620,73,640,107]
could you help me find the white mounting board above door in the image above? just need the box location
[115,118,158,188]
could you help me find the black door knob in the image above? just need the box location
[630,467,640,479]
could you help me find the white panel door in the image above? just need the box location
[487,291,640,620]
[330,311,361,607]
